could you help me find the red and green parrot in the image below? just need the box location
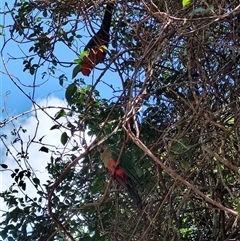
[72,3,114,78]
[99,145,142,208]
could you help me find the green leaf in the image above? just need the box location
[21,182,26,191]
[61,132,69,145]
[65,83,77,104]
[182,0,192,7]
[18,170,25,180]
[39,146,49,153]
[227,118,234,125]
[29,46,34,52]
[0,229,8,240]
[30,66,35,75]
[43,9,47,17]
[72,50,90,78]
[32,177,40,186]
[72,146,79,151]
[1,164,8,169]
[54,109,66,120]
[59,74,67,86]
[72,64,82,79]
[26,171,31,177]
[38,135,45,142]
[50,124,61,130]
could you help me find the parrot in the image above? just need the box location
[99,145,142,209]
[72,3,114,78]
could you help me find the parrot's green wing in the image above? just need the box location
[112,151,141,186]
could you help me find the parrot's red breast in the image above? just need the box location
[108,158,125,179]
[81,47,106,76]
[99,145,142,209]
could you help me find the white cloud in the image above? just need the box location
[0,96,92,216]
[1,97,65,183]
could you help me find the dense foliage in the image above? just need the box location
[1,0,240,240]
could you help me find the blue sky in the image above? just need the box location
[0,0,122,120]
[0,0,117,179]
[0,0,106,224]
[0,3,133,238]
[0,1,123,198]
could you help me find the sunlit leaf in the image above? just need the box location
[182,0,192,7]
[54,109,66,120]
